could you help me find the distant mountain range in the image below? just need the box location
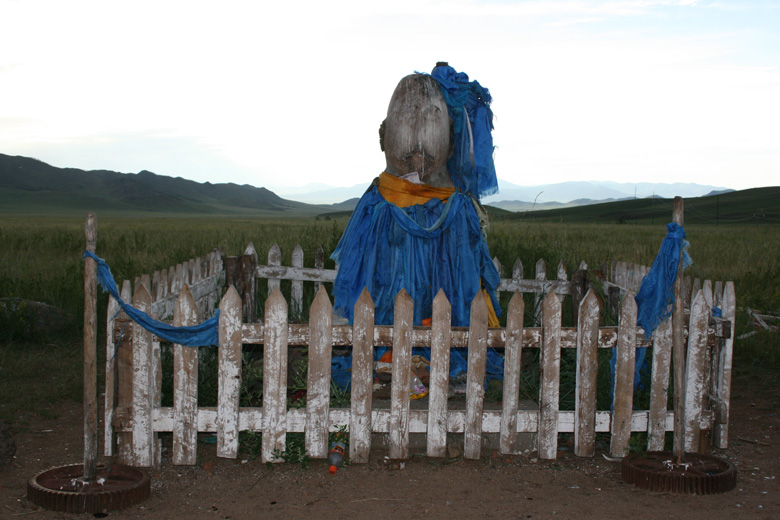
[276,177,733,210]
[0,153,737,217]
[0,154,353,217]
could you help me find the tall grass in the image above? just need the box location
[1,214,778,424]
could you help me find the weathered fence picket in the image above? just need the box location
[500,292,524,455]
[610,292,637,458]
[464,293,488,460]
[173,285,198,465]
[538,291,561,460]
[262,287,288,463]
[131,284,154,467]
[305,286,332,458]
[683,290,710,452]
[714,281,736,448]
[389,290,413,460]
[427,289,451,458]
[350,289,375,463]
[574,290,599,457]
[217,286,241,459]
[647,318,672,451]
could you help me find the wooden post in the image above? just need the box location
[289,244,304,318]
[83,213,98,480]
[314,246,325,293]
[571,268,587,325]
[242,243,258,322]
[672,197,685,462]
[534,259,546,326]
[267,244,282,296]
[538,291,561,460]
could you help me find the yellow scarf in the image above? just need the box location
[377,172,455,208]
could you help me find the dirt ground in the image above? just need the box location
[2,367,779,520]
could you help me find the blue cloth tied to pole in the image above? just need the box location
[634,222,693,339]
[610,222,692,396]
[83,250,219,347]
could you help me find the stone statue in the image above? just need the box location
[380,72,453,189]
[331,63,501,331]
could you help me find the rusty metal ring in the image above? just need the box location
[622,451,737,494]
[27,463,150,513]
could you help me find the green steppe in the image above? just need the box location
[1,209,779,425]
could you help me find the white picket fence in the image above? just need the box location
[103,245,735,468]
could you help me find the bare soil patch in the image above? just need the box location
[2,367,779,520]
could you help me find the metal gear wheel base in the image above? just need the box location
[27,463,150,513]
[622,451,737,495]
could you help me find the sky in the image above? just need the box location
[1,0,779,195]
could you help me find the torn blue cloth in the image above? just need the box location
[331,186,500,327]
[428,64,498,200]
[330,184,504,384]
[83,250,219,346]
[610,222,693,397]
[635,222,693,340]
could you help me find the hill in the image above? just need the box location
[487,187,780,226]
[0,154,345,217]
[1,154,775,224]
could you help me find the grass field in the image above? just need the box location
[1,213,779,425]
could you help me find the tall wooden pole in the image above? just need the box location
[671,198,685,463]
[83,213,98,480]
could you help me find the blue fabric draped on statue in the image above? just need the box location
[331,185,504,381]
[331,186,500,327]
[429,64,498,200]
[83,250,219,347]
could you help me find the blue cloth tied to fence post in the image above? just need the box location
[609,222,692,397]
[634,222,693,339]
[83,250,219,347]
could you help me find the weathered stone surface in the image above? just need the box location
[0,298,75,340]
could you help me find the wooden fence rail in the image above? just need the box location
[106,273,735,467]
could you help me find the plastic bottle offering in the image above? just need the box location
[327,441,346,474]
[410,374,428,400]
